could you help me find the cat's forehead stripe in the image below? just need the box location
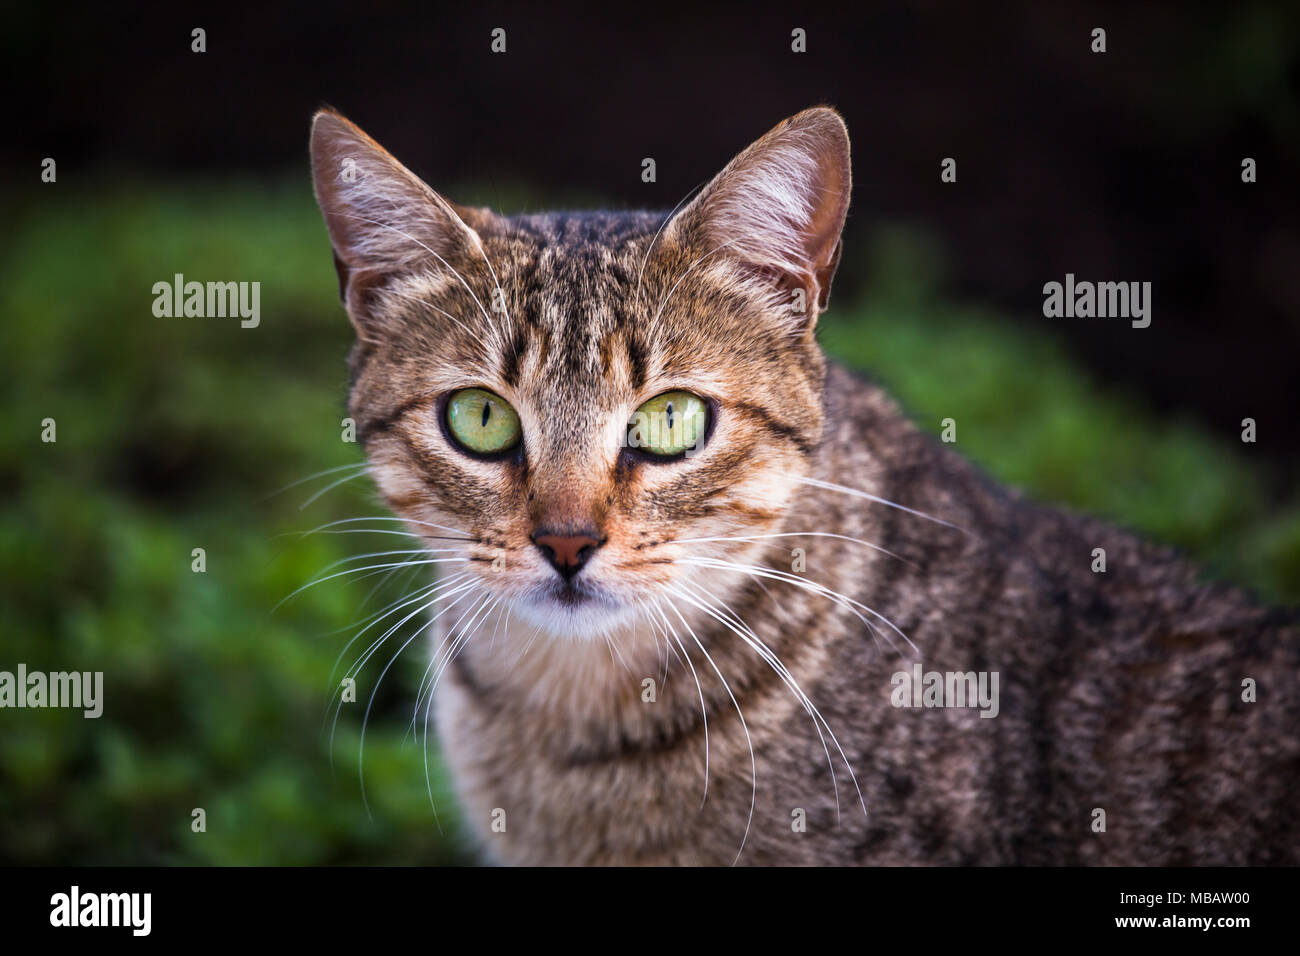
[494,215,660,389]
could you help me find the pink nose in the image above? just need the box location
[532,531,603,580]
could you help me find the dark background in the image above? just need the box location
[8,0,1299,476]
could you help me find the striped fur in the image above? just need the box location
[310,108,1300,865]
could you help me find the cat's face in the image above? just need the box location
[310,108,851,638]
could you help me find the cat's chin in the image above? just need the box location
[510,580,638,640]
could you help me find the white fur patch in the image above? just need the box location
[709,133,825,278]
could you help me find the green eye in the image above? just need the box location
[628,391,709,458]
[445,388,521,456]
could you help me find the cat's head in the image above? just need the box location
[310,107,851,638]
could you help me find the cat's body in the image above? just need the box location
[437,361,1299,865]
[310,108,1300,866]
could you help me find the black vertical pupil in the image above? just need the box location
[481,401,492,428]
[666,402,674,430]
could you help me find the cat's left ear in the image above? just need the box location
[667,107,851,327]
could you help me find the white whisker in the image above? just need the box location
[262,462,368,502]
[680,555,919,658]
[275,557,469,612]
[661,595,755,865]
[301,515,477,539]
[356,585,485,817]
[670,530,916,568]
[671,579,863,824]
[792,475,966,533]
[324,576,476,763]
[647,599,711,810]
[652,237,743,326]
[634,182,706,306]
[297,468,370,510]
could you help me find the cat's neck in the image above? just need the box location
[441,613,662,711]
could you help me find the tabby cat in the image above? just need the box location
[309,106,1299,865]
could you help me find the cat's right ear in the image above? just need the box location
[309,109,490,333]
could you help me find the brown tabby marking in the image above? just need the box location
[310,107,1300,865]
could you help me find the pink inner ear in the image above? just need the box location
[802,161,850,269]
[673,109,851,320]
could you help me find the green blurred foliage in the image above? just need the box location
[0,182,1295,865]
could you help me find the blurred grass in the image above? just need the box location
[1,181,1296,865]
